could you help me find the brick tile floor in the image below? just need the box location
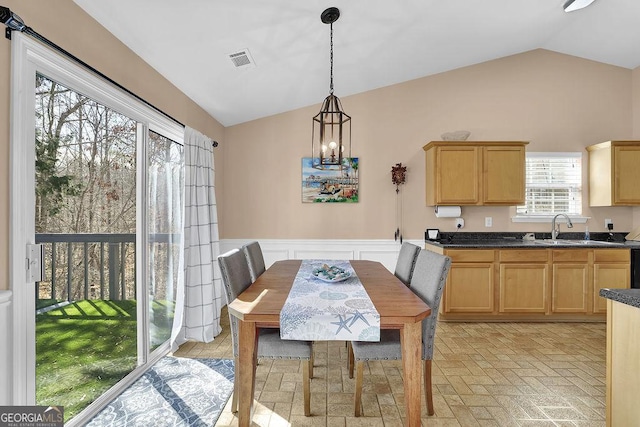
[174,307,606,426]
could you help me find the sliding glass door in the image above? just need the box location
[11,33,183,425]
[147,131,183,352]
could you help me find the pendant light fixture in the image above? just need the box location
[312,7,351,170]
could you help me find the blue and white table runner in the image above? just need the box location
[279,260,380,341]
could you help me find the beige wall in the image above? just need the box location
[2,2,640,290]
[223,49,636,239]
[0,1,225,290]
[632,67,640,227]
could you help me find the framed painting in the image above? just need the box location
[302,157,359,203]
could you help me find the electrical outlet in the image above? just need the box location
[605,218,613,229]
[485,217,492,227]
[456,218,464,229]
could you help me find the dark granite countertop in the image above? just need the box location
[599,289,640,309]
[425,231,634,249]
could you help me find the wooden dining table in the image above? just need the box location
[227,259,431,427]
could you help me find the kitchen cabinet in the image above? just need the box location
[443,250,495,313]
[587,140,640,206]
[423,141,527,206]
[593,249,630,314]
[433,246,630,321]
[601,290,640,426]
[551,250,589,313]
[498,250,549,313]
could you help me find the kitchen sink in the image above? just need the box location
[532,239,622,246]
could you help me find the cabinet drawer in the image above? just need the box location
[445,250,495,263]
[499,250,548,263]
[594,249,630,263]
[552,249,589,262]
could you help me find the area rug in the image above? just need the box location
[86,356,234,427]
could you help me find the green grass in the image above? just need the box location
[36,299,174,421]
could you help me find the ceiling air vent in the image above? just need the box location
[228,49,256,68]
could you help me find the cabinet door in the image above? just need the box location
[483,146,525,204]
[444,263,494,313]
[614,146,640,205]
[499,264,548,313]
[435,146,480,205]
[552,264,588,313]
[593,263,630,314]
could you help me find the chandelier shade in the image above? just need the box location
[311,7,351,170]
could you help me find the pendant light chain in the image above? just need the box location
[329,22,334,95]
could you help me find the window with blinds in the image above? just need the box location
[516,152,582,216]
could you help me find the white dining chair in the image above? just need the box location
[394,242,421,286]
[241,241,266,283]
[218,248,313,416]
[350,249,451,416]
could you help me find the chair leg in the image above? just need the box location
[303,359,311,416]
[310,349,314,379]
[354,361,364,417]
[424,359,434,416]
[347,342,355,379]
[231,356,239,413]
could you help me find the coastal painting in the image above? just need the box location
[302,157,359,203]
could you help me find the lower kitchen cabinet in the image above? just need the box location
[443,250,495,313]
[593,249,630,314]
[498,250,548,313]
[603,296,640,425]
[552,264,588,313]
[435,246,630,321]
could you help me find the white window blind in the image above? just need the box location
[516,152,582,216]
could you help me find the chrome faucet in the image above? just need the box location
[551,213,573,239]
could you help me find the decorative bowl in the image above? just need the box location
[312,264,352,283]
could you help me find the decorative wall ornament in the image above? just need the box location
[302,157,359,203]
[391,163,407,242]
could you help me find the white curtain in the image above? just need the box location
[170,126,222,350]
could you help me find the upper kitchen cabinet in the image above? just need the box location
[423,141,528,206]
[587,141,640,206]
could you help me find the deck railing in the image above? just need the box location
[35,233,137,302]
[35,232,182,305]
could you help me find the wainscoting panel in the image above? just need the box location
[0,290,12,405]
[220,239,423,273]
[293,249,354,260]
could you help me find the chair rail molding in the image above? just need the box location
[220,239,423,273]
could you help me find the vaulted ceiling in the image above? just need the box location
[73,0,640,126]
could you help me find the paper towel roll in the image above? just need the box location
[434,206,461,218]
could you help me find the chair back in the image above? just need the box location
[408,249,451,360]
[218,248,254,357]
[394,242,421,286]
[242,241,266,283]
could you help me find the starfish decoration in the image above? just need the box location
[331,314,353,335]
[348,310,370,327]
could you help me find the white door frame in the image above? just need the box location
[9,32,182,423]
